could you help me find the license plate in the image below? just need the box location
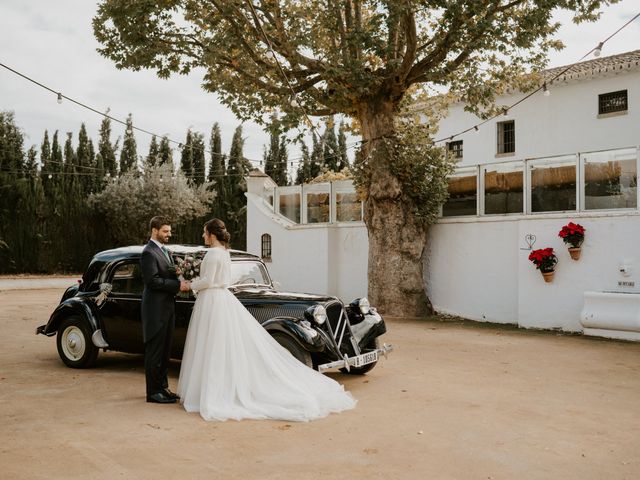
[353,351,378,368]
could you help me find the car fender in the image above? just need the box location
[42,297,99,336]
[261,317,325,352]
[356,315,387,349]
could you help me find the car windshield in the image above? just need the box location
[230,260,272,287]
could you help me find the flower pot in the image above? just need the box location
[568,247,581,260]
[541,270,555,283]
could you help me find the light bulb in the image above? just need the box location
[503,108,509,117]
[543,82,550,96]
[48,174,53,179]
[593,42,603,57]
[474,126,479,133]
[57,93,62,104]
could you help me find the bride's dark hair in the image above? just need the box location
[204,218,231,247]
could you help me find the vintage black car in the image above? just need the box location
[37,245,393,374]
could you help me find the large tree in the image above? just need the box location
[94,0,612,316]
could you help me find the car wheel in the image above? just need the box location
[271,333,313,369]
[56,316,99,369]
[341,337,380,375]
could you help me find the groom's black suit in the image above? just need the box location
[140,240,180,397]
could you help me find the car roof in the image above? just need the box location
[92,245,260,263]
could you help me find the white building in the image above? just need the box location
[246,50,640,340]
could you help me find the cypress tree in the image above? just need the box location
[119,113,137,173]
[191,132,206,185]
[158,136,172,166]
[76,123,92,191]
[25,146,38,178]
[295,141,312,184]
[180,129,194,180]
[97,112,117,177]
[146,135,159,168]
[208,122,225,182]
[0,111,25,174]
[337,121,349,170]
[322,118,339,172]
[310,132,323,179]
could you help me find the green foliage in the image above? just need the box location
[119,113,138,173]
[263,113,288,186]
[353,119,455,226]
[97,113,117,177]
[89,163,214,246]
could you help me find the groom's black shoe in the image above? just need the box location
[147,392,177,404]
[163,388,180,400]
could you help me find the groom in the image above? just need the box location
[140,216,190,404]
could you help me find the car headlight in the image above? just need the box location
[306,305,327,325]
[352,297,370,315]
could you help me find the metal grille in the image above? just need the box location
[497,120,515,154]
[245,304,307,323]
[325,301,360,355]
[447,140,463,159]
[599,90,628,115]
[261,233,272,260]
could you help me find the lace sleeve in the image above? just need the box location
[190,250,220,292]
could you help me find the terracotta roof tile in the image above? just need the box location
[543,49,640,83]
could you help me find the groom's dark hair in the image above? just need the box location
[149,216,171,232]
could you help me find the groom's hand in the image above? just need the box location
[179,281,191,292]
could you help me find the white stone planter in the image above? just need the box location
[580,291,640,341]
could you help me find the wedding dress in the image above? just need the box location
[177,247,357,421]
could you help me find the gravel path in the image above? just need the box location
[1,287,639,479]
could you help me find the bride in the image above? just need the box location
[177,218,356,421]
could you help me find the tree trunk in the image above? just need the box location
[358,99,433,318]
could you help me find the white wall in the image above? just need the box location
[245,176,369,302]
[436,69,640,164]
[426,211,640,332]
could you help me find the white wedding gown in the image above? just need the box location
[177,247,356,421]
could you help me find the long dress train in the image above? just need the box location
[177,247,357,421]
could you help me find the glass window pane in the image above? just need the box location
[443,170,477,217]
[584,148,637,210]
[484,162,523,214]
[279,193,300,223]
[530,156,577,213]
[307,192,330,223]
[336,192,363,222]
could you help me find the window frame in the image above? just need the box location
[598,90,628,117]
[496,120,516,156]
[261,233,272,261]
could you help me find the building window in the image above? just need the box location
[583,148,637,210]
[447,140,463,160]
[598,90,628,115]
[528,155,577,213]
[442,168,477,217]
[261,234,272,261]
[497,120,515,155]
[483,161,523,214]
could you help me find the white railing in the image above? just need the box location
[262,180,364,225]
[443,146,639,217]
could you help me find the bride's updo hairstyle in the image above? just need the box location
[204,218,231,247]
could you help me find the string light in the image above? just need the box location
[543,82,550,96]
[433,11,640,144]
[593,42,604,57]
[56,92,62,104]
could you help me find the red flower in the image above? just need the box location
[529,247,558,272]
[558,222,585,247]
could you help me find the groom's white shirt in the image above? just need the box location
[150,238,165,250]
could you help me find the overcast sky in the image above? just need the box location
[1,1,639,168]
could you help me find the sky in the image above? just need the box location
[1,1,639,169]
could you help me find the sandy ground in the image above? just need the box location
[1,287,639,480]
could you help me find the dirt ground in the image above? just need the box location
[1,287,639,480]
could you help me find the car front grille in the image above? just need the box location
[245,304,307,324]
[325,301,359,355]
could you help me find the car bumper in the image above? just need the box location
[317,343,394,373]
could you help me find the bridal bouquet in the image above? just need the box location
[174,253,204,297]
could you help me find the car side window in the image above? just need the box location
[110,262,143,295]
